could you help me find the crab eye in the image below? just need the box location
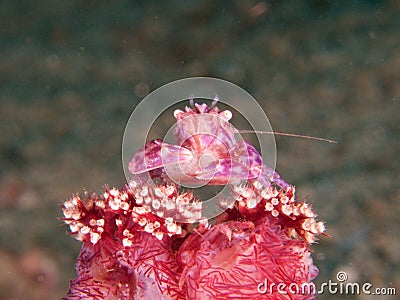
[220,110,232,121]
[174,109,184,119]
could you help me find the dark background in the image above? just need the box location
[0,1,399,299]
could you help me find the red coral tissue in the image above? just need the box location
[62,179,324,300]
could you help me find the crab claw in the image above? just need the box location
[129,140,193,174]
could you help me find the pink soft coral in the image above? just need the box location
[62,179,323,299]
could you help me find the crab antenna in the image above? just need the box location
[189,95,195,108]
[210,94,219,109]
[238,130,337,143]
